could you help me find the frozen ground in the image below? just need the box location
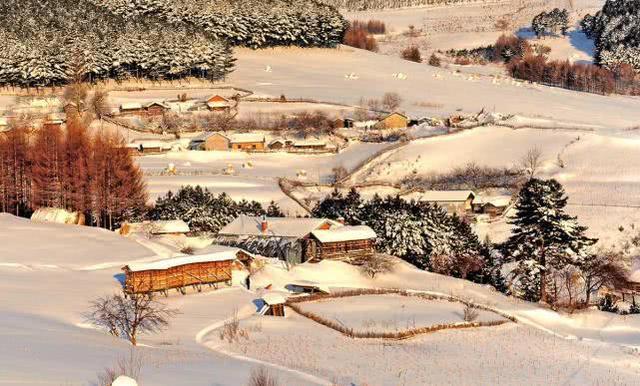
[226,46,640,129]
[297,294,506,332]
[2,215,640,385]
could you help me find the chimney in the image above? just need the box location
[261,215,268,233]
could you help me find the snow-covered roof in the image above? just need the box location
[124,245,243,272]
[293,139,326,147]
[120,103,143,110]
[311,225,376,243]
[262,292,287,305]
[411,190,476,203]
[229,133,265,144]
[124,220,190,234]
[31,207,81,225]
[354,120,378,128]
[474,195,511,207]
[219,215,341,238]
[269,138,287,146]
[143,101,170,109]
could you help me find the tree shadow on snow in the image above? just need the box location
[568,29,595,58]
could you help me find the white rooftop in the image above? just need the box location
[474,195,512,207]
[124,244,244,272]
[219,215,341,238]
[262,292,287,305]
[229,133,265,144]
[120,103,143,110]
[293,139,326,147]
[311,225,376,243]
[408,190,476,202]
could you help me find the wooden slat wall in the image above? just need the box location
[125,260,234,294]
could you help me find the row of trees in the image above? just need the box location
[148,186,284,234]
[506,54,639,95]
[97,0,348,49]
[0,0,235,89]
[0,118,147,229]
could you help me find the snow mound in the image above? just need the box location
[31,207,84,225]
[112,375,138,386]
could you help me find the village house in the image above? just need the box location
[206,95,232,113]
[143,101,170,117]
[375,112,409,130]
[43,113,65,130]
[215,215,377,263]
[406,190,476,216]
[63,101,85,116]
[292,139,327,151]
[121,245,252,295]
[473,195,512,217]
[193,132,266,151]
[267,138,292,150]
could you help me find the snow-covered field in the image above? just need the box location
[296,294,506,331]
[2,214,640,385]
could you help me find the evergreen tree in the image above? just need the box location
[266,201,285,217]
[505,178,597,302]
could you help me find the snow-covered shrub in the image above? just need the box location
[531,9,569,38]
[598,294,619,313]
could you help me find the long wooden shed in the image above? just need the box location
[309,225,377,260]
[122,245,252,295]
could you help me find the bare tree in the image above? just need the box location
[381,92,403,112]
[463,304,479,322]
[247,366,280,386]
[359,254,395,279]
[88,89,110,121]
[580,249,630,305]
[86,293,178,346]
[521,147,542,179]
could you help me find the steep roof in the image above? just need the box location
[219,215,341,238]
[123,245,243,272]
[311,225,376,243]
[410,190,476,203]
[143,101,170,109]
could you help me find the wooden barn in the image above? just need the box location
[309,225,377,260]
[143,102,170,116]
[122,245,252,295]
[206,95,232,112]
[375,112,409,130]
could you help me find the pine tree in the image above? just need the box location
[505,178,597,302]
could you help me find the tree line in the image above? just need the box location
[0,118,146,229]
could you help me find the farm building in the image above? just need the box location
[292,139,327,151]
[121,245,252,295]
[43,113,65,130]
[406,190,476,216]
[119,103,144,116]
[119,220,190,237]
[375,112,409,130]
[143,102,170,116]
[268,138,291,150]
[194,132,266,151]
[473,195,512,217]
[63,101,85,116]
[258,293,287,317]
[206,95,232,112]
[215,215,376,263]
[309,225,377,259]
